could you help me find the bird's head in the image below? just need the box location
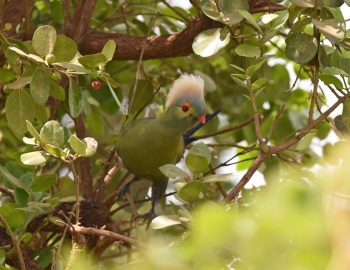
[165,74,206,126]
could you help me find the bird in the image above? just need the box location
[116,74,207,222]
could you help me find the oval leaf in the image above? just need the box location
[235,44,261,57]
[69,135,86,156]
[5,89,35,134]
[40,120,64,148]
[78,53,108,70]
[30,174,56,192]
[150,215,181,230]
[178,181,208,203]
[52,35,77,62]
[32,25,57,57]
[20,151,50,166]
[286,33,318,64]
[193,28,231,57]
[30,67,50,105]
[159,164,190,179]
[68,78,83,118]
[0,203,26,228]
[101,40,116,62]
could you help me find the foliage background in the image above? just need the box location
[0,0,350,269]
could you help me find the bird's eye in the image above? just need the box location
[181,102,191,112]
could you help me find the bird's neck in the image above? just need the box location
[158,106,196,136]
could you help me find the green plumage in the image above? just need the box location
[116,74,206,219]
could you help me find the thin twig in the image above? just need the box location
[265,104,286,144]
[0,214,26,270]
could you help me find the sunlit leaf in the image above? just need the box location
[32,25,57,57]
[151,215,181,229]
[193,28,231,57]
[20,151,50,166]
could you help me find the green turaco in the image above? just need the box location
[116,74,206,220]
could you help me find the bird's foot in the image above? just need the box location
[117,179,135,200]
[135,209,157,229]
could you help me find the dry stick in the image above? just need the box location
[190,116,255,141]
[224,92,350,202]
[265,104,286,144]
[0,186,14,198]
[0,214,26,270]
[70,225,140,247]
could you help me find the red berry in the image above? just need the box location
[92,80,101,89]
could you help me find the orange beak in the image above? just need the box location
[197,115,206,124]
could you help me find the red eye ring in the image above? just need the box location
[181,102,191,112]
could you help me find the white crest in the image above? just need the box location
[165,74,204,109]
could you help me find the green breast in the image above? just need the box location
[116,118,184,179]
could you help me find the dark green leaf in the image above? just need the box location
[0,165,29,191]
[30,67,50,105]
[30,174,56,192]
[52,35,77,62]
[5,89,35,134]
[0,203,26,228]
[0,68,16,84]
[32,25,57,57]
[285,33,318,64]
[40,120,64,148]
[178,181,208,203]
[68,78,83,118]
[78,53,108,69]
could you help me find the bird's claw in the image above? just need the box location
[135,209,157,229]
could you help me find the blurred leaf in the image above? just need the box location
[8,77,31,89]
[53,62,89,73]
[203,173,234,183]
[199,0,249,25]
[185,143,211,173]
[30,174,56,192]
[289,0,315,7]
[0,68,16,84]
[159,164,190,179]
[20,151,50,166]
[235,44,261,57]
[151,215,181,229]
[40,120,64,148]
[49,79,66,100]
[178,181,208,203]
[312,19,345,44]
[286,33,318,64]
[0,249,5,265]
[52,35,77,62]
[31,246,53,268]
[32,25,57,57]
[193,28,231,57]
[101,40,116,62]
[78,53,107,69]
[0,203,26,228]
[68,78,83,118]
[342,98,350,131]
[14,187,29,207]
[5,89,35,134]
[30,67,50,105]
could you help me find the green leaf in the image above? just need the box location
[44,144,67,160]
[68,78,83,118]
[8,77,32,89]
[151,215,181,229]
[53,62,89,74]
[200,0,249,25]
[52,35,77,62]
[101,40,116,62]
[231,75,248,88]
[235,44,261,57]
[178,181,208,203]
[0,68,16,84]
[26,120,44,144]
[203,173,234,183]
[319,74,343,90]
[0,248,5,265]
[285,33,318,64]
[0,203,26,228]
[252,78,267,90]
[30,67,50,105]
[193,28,231,57]
[78,53,108,69]
[186,143,211,173]
[237,10,261,32]
[0,165,29,191]
[5,89,35,134]
[69,135,86,156]
[20,151,50,166]
[31,246,53,268]
[40,120,64,148]
[289,0,315,7]
[312,19,345,44]
[49,79,66,100]
[14,187,29,207]
[342,98,350,131]
[159,164,190,179]
[32,25,57,57]
[30,174,56,192]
